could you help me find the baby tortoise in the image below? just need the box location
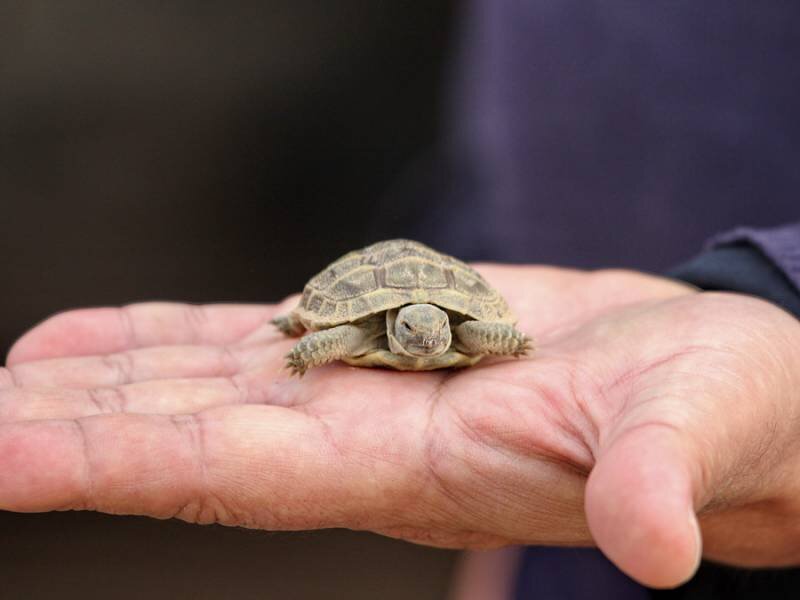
[272,239,532,375]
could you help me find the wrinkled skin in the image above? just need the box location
[3,265,800,589]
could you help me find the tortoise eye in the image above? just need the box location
[403,321,413,331]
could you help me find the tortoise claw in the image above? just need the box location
[284,350,308,377]
[513,334,533,358]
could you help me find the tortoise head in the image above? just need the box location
[393,304,451,357]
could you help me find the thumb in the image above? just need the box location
[585,423,704,588]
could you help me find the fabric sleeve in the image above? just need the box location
[668,222,800,316]
[708,222,800,289]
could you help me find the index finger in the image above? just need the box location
[0,406,406,530]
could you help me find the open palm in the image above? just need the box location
[4,266,800,588]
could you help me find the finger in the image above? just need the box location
[7,302,286,366]
[0,364,294,422]
[4,343,287,390]
[0,406,398,530]
[474,265,693,335]
[0,368,15,388]
[585,423,703,588]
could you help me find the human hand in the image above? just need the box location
[3,266,800,588]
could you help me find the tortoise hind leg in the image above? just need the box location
[271,313,305,337]
[454,321,532,357]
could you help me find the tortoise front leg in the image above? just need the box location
[285,324,373,376]
[453,321,532,357]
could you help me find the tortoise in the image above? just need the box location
[272,239,532,375]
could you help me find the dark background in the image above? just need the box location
[1,2,459,598]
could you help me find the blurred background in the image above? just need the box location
[1,2,458,598]
[4,2,800,598]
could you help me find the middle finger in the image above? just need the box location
[4,343,289,390]
[0,369,289,422]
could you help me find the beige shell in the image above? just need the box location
[292,239,514,330]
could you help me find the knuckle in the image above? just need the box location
[0,367,17,388]
[169,414,215,516]
[218,345,241,375]
[172,494,236,526]
[184,305,209,339]
[71,419,96,510]
[101,352,136,384]
[118,304,141,347]
[167,414,247,526]
[86,387,128,414]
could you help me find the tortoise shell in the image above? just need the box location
[292,239,514,329]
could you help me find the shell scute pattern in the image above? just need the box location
[303,292,323,313]
[295,239,512,329]
[329,268,379,300]
[384,258,449,289]
[454,270,493,297]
